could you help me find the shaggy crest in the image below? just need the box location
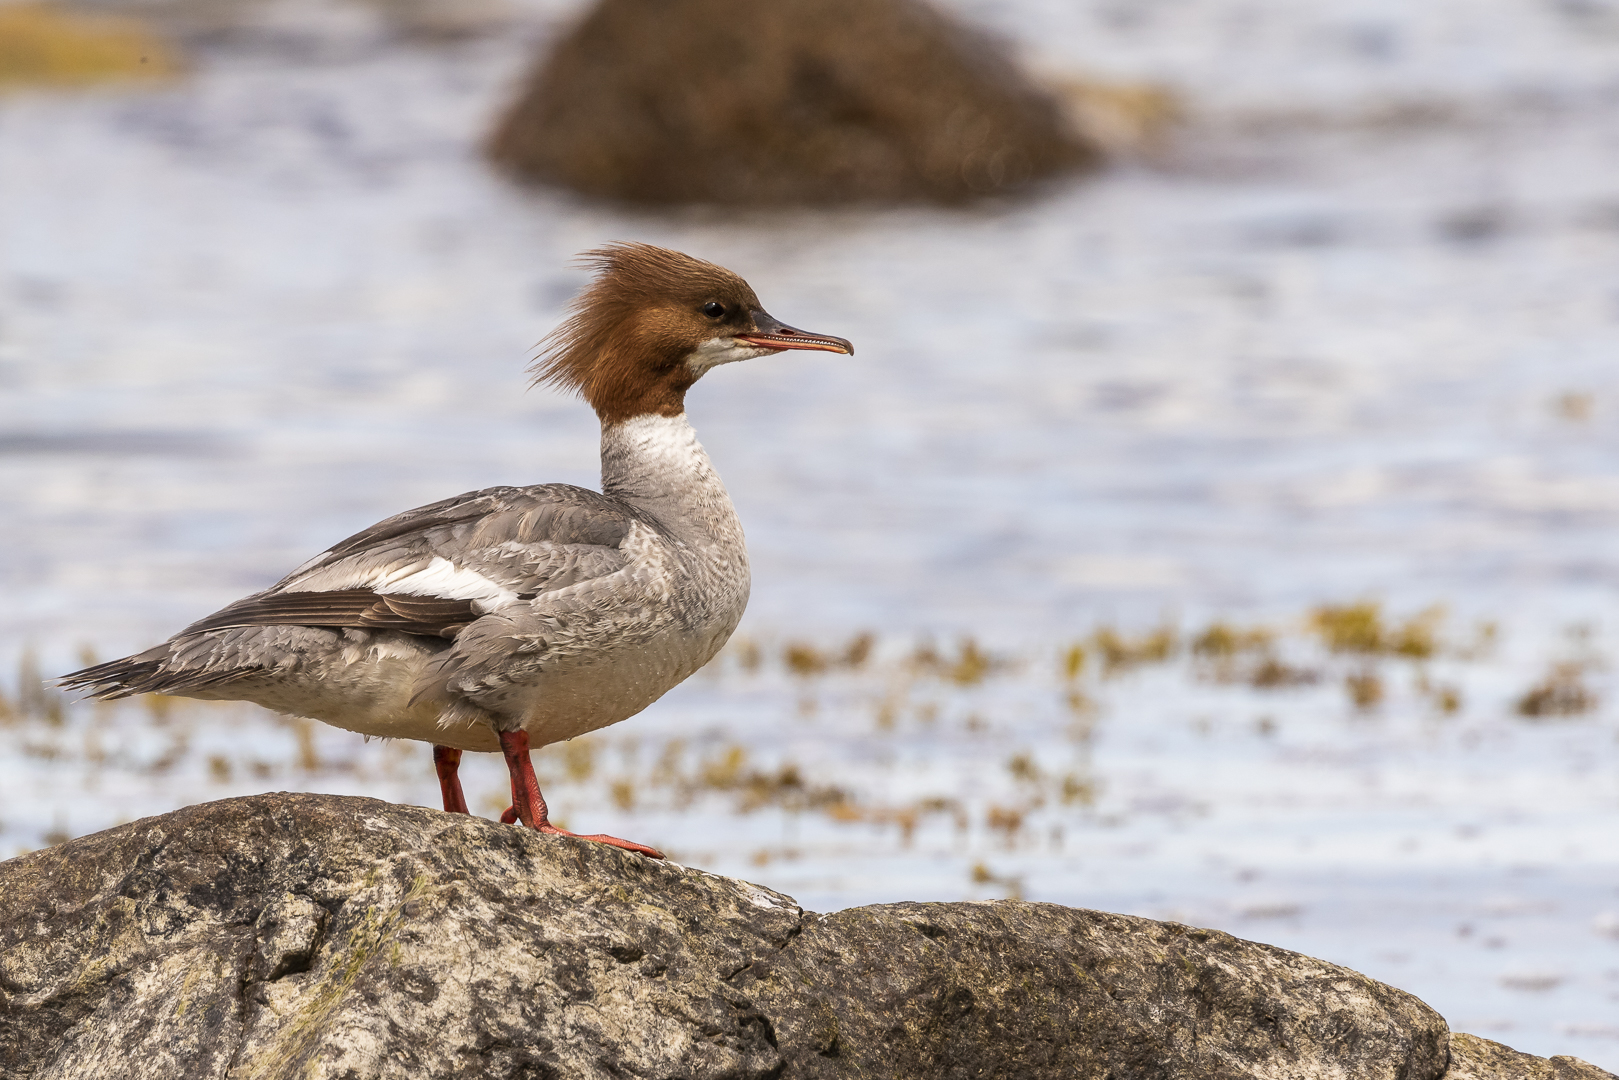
[530,242,764,422]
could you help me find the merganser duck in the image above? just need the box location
[62,243,853,858]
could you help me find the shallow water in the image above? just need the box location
[3,0,1619,1066]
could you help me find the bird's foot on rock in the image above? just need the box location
[498,803,663,861]
[539,823,665,859]
[498,804,664,858]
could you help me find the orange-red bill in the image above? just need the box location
[735,329,854,355]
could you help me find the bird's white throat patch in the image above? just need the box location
[684,335,775,376]
[600,412,729,506]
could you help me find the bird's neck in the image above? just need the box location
[599,412,738,536]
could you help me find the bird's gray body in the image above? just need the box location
[67,413,751,752]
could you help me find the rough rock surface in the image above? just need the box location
[0,793,1606,1079]
[1445,1033,1616,1080]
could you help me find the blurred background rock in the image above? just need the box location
[484,0,1103,206]
[7,0,1174,187]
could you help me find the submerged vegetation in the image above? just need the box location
[1310,601,1444,659]
[1516,662,1599,719]
[1091,625,1179,676]
[0,601,1609,866]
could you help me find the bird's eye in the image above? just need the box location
[702,302,726,318]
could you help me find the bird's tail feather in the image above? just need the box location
[59,649,244,699]
[59,655,155,699]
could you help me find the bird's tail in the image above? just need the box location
[58,651,168,699]
[61,642,255,699]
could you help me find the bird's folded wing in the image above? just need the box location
[309,484,633,569]
[181,590,479,639]
[177,485,642,641]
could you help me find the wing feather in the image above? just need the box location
[182,588,478,639]
[64,485,654,699]
[177,484,641,642]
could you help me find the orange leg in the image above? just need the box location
[432,745,469,815]
[498,729,663,859]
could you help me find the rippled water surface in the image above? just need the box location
[3,0,1619,1066]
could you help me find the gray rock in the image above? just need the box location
[0,793,1602,1079]
[1445,1032,1616,1080]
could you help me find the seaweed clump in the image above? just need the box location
[485,0,1099,206]
[0,4,181,90]
[1515,662,1597,719]
[1310,601,1442,659]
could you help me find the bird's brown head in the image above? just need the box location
[532,242,853,425]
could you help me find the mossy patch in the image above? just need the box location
[236,874,431,1080]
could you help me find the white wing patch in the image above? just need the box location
[288,556,518,606]
[372,557,517,602]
